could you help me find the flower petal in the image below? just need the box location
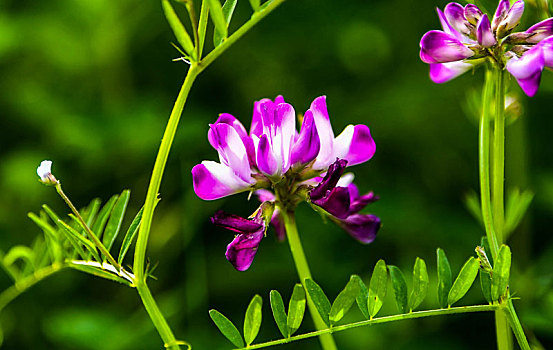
[208,113,256,166]
[274,103,296,173]
[255,189,276,202]
[333,124,376,166]
[225,229,264,271]
[256,134,280,176]
[348,185,379,214]
[420,30,474,64]
[311,186,351,219]
[538,35,553,67]
[525,18,553,43]
[209,123,252,182]
[477,14,497,47]
[464,4,483,26]
[444,2,470,36]
[270,211,286,241]
[429,61,473,83]
[192,161,254,200]
[492,0,510,31]
[497,0,524,35]
[338,214,381,244]
[37,160,52,181]
[291,111,320,166]
[507,47,545,97]
[310,158,347,200]
[211,210,264,234]
[310,96,336,170]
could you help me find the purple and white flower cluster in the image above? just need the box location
[420,0,553,96]
[192,96,380,271]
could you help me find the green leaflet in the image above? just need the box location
[213,0,237,47]
[209,309,244,348]
[244,294,262,346]
[3,245,35,279]
[83,198,101,229]
[117,207,144,266]
[352,275,369,320]
[57,220,101,262]
[103,190,130,252]
[92,195,118,240]
[248,0,260,11]
[269,290,288,338]
[368,259,387,318]
[504,188,533,238]
[162,0,196,56]
[329,275,360,325]
[448,257,479,306]
[66,261,132,286]
[436,248,452,308]
[206,0,228,40]
[304,278,331,326]
[480,269,493,304]
[388,265,408,314]
[287,284,306,336]
[408,258,428,312]
[491,245,511,302]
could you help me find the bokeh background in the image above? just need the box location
[1,0,552,349]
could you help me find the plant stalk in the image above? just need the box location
[281,211,338,350]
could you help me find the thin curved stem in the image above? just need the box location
[281,211,337,350]
[238,305,498,350]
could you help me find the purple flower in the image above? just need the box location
[309,159,381,244]
[194,96,379,270]
[419,0,553,96]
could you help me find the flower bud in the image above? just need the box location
[36,160,58,185]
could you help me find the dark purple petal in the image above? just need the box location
[444,3,470,35]
[225,229,264,271]
[333,124,376,167]
[309,158,348,200]
[507,47,545,96]
[291,111,320,166]
[311,187,351,219]
[348,185,379,214]
[464,4,483,26]
[256,134,279,176]
[337,214,381,244]
[420,30,474,64]
[429,61,473,83]
[477,14,497,47]
[492,0,510,31]
[525,18,553,43]
[211,210,264,233]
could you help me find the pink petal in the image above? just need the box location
[507,47,545,97]
[209,123,252,182]
[464,4,483,26]
[477,14,497,47]
[192,162,254,200]
[208,113,256,166]
[334,125,376,166]
[525,18,553,43]
[420,30,474,64]
[429,61,473,83]
[492,0,510,31]
[256,134,279,176]
[290,111,320,166]
[444,2,470,36]
[310,96,336,170]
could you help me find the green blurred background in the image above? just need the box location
[1,0,552,348]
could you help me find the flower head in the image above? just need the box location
[193,96,379,271]
[420,0,553,96]
[37,160,58,185]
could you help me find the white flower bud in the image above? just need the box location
[37,160,58,185]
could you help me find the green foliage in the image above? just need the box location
[287,284,306,336]
[480,269,493,304]
[269,290,288,338]
[118,207,144,266]
[388,265,409,314]
[436,248,452,308]
[352,275,370,320]
[162,0,195,57]
[504,188,533,238]
[213,0,238,47]
[206,0,228,40]
[304,278,331,326]
[329,275,361,325]
[244,294,263,346]
[409,258,428,312]
[209,309,244,348]
[368,259,387,318]
[249,0,261,11]
[103,190,130,252]
[491,245,511,302]
[448,257,480,306]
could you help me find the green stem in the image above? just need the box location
[504,300,531,350]
[55,184,122,271]
[0,263,65,313]
[238,305,498,350]
[136,283,181,350]
[281,211,337,350]
[479,69,500,259]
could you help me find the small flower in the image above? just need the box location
[194,96,380,270]
[37,160,58,185]
[419,0,553,96]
